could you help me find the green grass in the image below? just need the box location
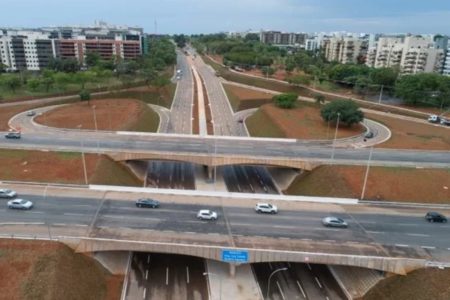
[90,157,142,186]
[128,104,160,132]
[285,166,356,197]
[245,109,285,138]
[222,84,241,112]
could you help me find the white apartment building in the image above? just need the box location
[323,37,368,64]
[442,46,450,76]
[367,36,444,74]
[305,38,319,51]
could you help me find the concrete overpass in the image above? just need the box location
[1,183,450,276]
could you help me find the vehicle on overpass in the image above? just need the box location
[7,199,33,210]
[136,198,160,208]
[322,217,348,228]
[0,189,17,198]
[428,114,441,123]
[4,131,21,139]
[255,203,278,214]
[197,210,218,221]
[425,212,447,223]
[26,111,36,117]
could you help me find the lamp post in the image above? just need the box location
[360,146,374,200]
[203,272,222,300]
[92,105,98,131]
[266,267,288,299]
[77,125,88,185]
[378,84,384,104]
[330,112,340,162]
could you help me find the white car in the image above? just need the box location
[7,199,33,210]
[0,189,17,198]
[255,203,278,214]
[322,217,348,228]
[197,209,218,221]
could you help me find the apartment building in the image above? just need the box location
[0,22,144,71]
[367,36,445,74]
[443,46,450,76]
[260,31,307,47]
[323,37,368,64]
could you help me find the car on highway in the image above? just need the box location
[322,216,348,228]
[425,212,447,223]
[26,110,36,117]
[4,131,21,139]
[197,209,218,221]
[440,118,450,126]
[428,114,441,123]
[255,203,278,214]
[0,189,17,198]
[7,199,33,210]
[135,198,160,208]
[364,131,374,139]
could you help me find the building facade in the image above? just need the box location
[366,36,445,74]
[323,37,368,64]
[260,31,307,47]
[0,22,144,71]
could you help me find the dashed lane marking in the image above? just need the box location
[395,244,410,248]
[296,280,307,298]
[421,246,436,250]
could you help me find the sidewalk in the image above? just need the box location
[205,260,262,300]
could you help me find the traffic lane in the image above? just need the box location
[131,253,208,300]
[308,264,348,300]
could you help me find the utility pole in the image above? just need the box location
[378,85,384,104]
[361,147,374,200]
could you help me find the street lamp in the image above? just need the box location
[77,125,88,185]
[330,112,340,162]
[92,105,98,131]
[203,272,222,300]
[266,267,288,299]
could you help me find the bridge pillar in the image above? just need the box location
[207,166,213,181]
[229,263,236,277]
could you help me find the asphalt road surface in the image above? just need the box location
[125,252,208,300]
[2,193,450,252]
[253,262,346,300]
[147,161,195,190]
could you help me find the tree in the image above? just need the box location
[173,34,187,48]
[27,78,41,92]
[261,66,275,77]
[314,94,326,106]
[54,72,72,91]
[244,33,260,42]
[273,93,297,109]
[3,76,21,93]
[288,75,311,85]
[320,100,364,127]
[369,67,398,87]
[79,89,91,104]
[142,68,158,87]
[85,51,101,68]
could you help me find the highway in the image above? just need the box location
[1,186,450,256]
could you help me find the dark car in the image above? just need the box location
[136,198,160,208]
[425,212,447,223]
[5,132,21,139]
[364,131,374,139]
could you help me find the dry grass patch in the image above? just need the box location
[247,103,364,139]
[368,113,450,150]
[222,83,273,111]
[0,149,141,186]
[364,268,450,300]
[35,99,158,132]
[286,165,450,203]
[0,240,121,300]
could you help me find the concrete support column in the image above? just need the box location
[207,166,213,181]
[229,263,236,277]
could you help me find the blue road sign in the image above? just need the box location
[221,249,249,263]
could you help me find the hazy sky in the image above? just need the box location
[1,0,450,34]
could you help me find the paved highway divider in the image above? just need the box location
[89,184,358,205]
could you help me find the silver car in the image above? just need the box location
[7,199,33,210]
[0,189,17,198]
[197,209,218,221]
[322,217,348,228]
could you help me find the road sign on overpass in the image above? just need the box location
[221,249,249,263]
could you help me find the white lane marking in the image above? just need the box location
[147,255,150,264]
[276,281,286,300]
[145,269,149,280]
[143,288,147,299]
[367,231,383,234]
[186,266,190,284]
[102,215,160,222]
[269,262,273,270]
[29,211,44,214]
[63,213,86,217]
[296,280,306,298]
[315,277,323,289]
[407,233,430,237]
[395,244,410,248]
[0,222,45,225]
[166,267,169,285]
[421,246,436,250]
[52,223,88,227]
[397,223,420,227]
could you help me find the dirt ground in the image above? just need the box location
[364,268,450,300]
[222,83,273,111]
[286,165,450,203]
[35,99,147,131]
[369,113,450,150]
[0,103,50,131]
[247,103,365,139]
[0,240,122,300]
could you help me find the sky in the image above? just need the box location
[1,0,450,35]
